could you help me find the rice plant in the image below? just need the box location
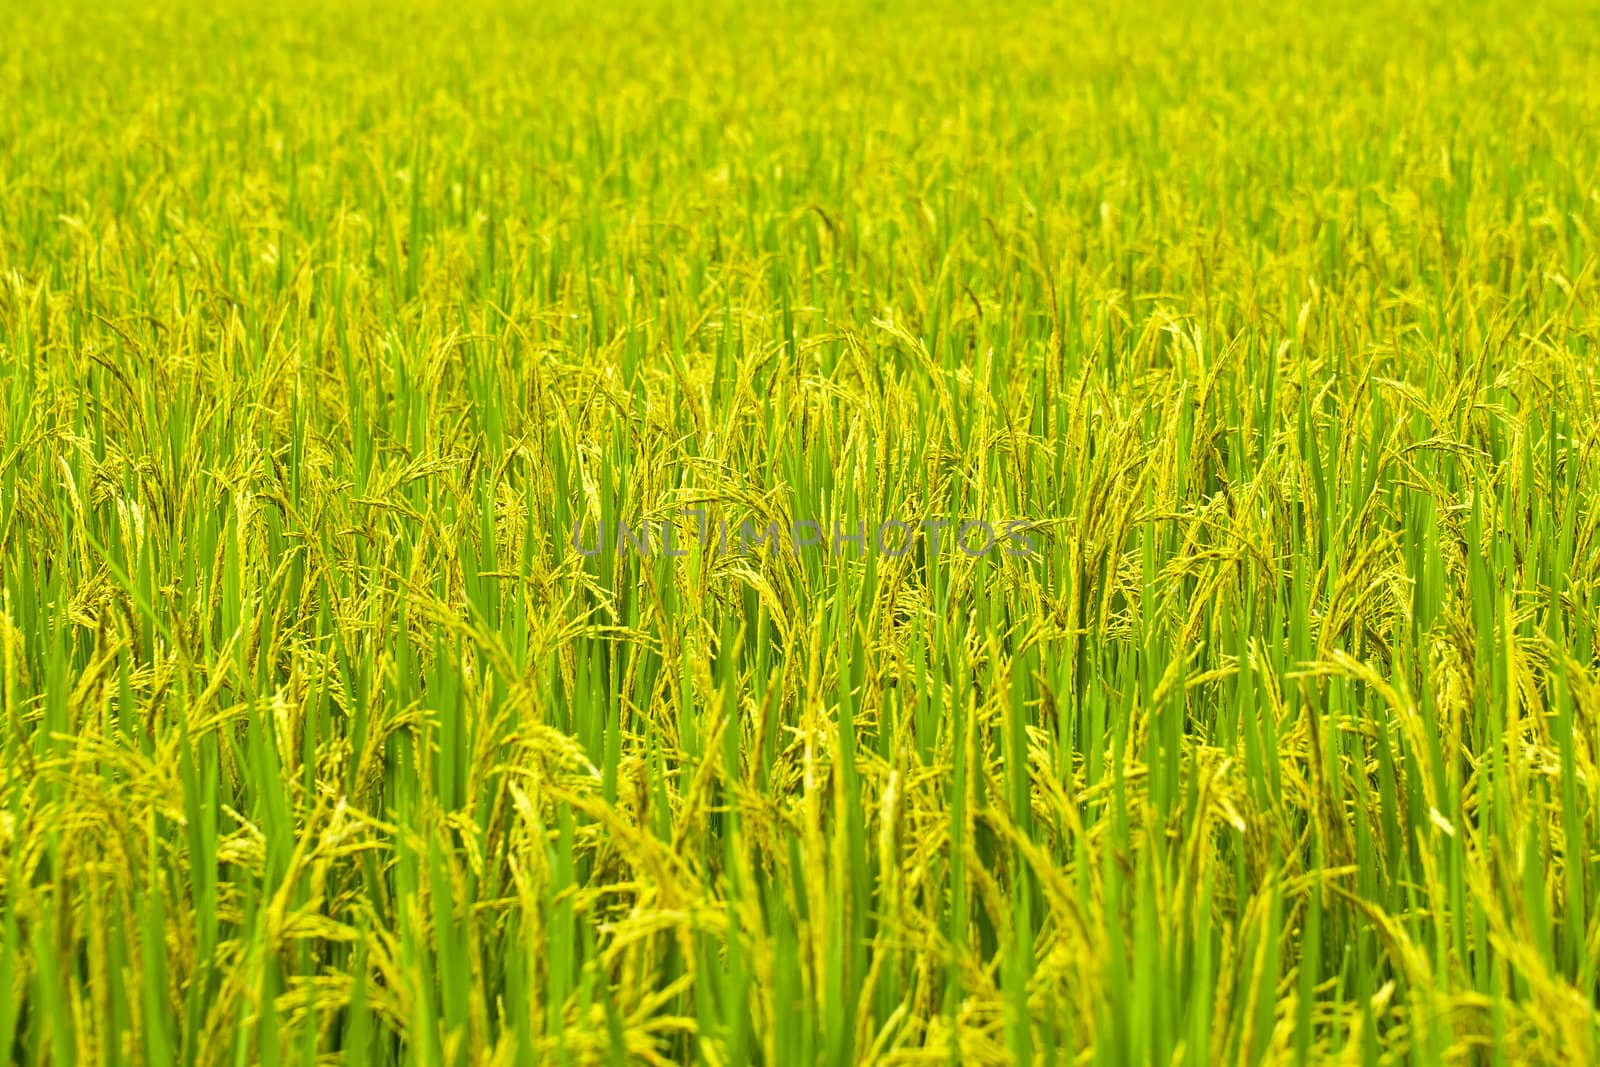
[0,0,1597,1063]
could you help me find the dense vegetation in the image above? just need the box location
[1,0,1598,1062]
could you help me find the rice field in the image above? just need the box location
[2,0,1599,1063]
